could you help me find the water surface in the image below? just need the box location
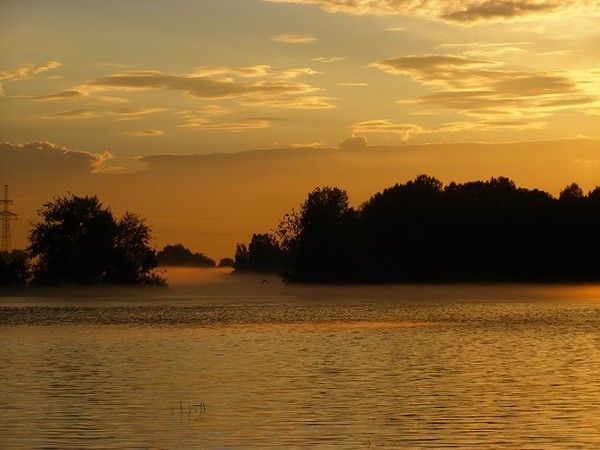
[1,278,600,448]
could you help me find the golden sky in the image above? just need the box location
[1,0,600,152]
[1,0,599,257]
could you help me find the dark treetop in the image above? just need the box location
[157,244,216,267]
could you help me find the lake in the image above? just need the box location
[1,269,600,448]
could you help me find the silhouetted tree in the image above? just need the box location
[234,233,288,273]
[157,244,215,267]
[233,243,249,271]
[28,195,165,286]
[218,257,235,268]
[361,174,445,280]
[248,176,600,283]
[0,250,28,287]
[277,187,358,281]
[560,183,584,201]
[589,186,600,202]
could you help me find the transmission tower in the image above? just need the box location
[1,185,18,253]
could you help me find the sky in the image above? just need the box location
[1,0,599,257]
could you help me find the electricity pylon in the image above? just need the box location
[0,185,17,252]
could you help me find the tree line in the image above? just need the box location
[0,195,231,288]
[233,175,600,283]
[157,243,233,268]
[0,195,165,287]
[3,177,599,287]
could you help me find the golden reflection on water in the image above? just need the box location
[1,285,600,448]
[232,321,437,331]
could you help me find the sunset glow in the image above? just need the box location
[1,0,599,257]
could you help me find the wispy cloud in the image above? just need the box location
[337,82,369,87]
[192,64,318,78]
[111,107,168,120]
[312,56,346,63]
[76,66,333,109]
[0,61,61,94]
[271,33,317,44]
[32,89,85,101]
[179,117,273,132]
[291,141,329,148]
[49,109,98,119]
[123,129,165,137]
[372,54,599,125]
[352,119,423,139]
[83,70,314,99]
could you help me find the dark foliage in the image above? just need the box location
[0,250,29,287]
[218,257,235,268]
[277,187,358,281]
[157,244,216,267]
[28,194,165,286]
[254,175,600,283]
[233,233,289,273]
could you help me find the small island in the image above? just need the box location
[234,175,600,283]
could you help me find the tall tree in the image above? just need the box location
[28,195,165,286]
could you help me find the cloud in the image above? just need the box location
[77,67,333,109]
[50,109,98,119]
[83,71,311,98]
[385,26,405,31]
[192,64,319,79]
[264,0,597,24]
[313,56,347,63]
[33,90,130,104]
[0,141,114,174]
[92,96,131,104]
[271,33,317,44]
[339,135,368,150]
[290,141,329,148]
[352,120,423,139]
[123,129,165,137]
[0,61,61,94]
[440,1,557,23]
[373,54,599,123]
[337,82,369,87]
[437,118,547,132]
[372,54,497,87]
[111,107,168,120]
[537,50,572,57]
[179,117,272,132]
[241,95,336,109]
[176,105,228,118]
[440,41,531,48]
[32,89,85,101]
[0,61,61,82]
[353,114,549,137]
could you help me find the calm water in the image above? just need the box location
[2,282,600,448]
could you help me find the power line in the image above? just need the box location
[0,185,18,252]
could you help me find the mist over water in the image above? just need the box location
[1,269,600,448]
